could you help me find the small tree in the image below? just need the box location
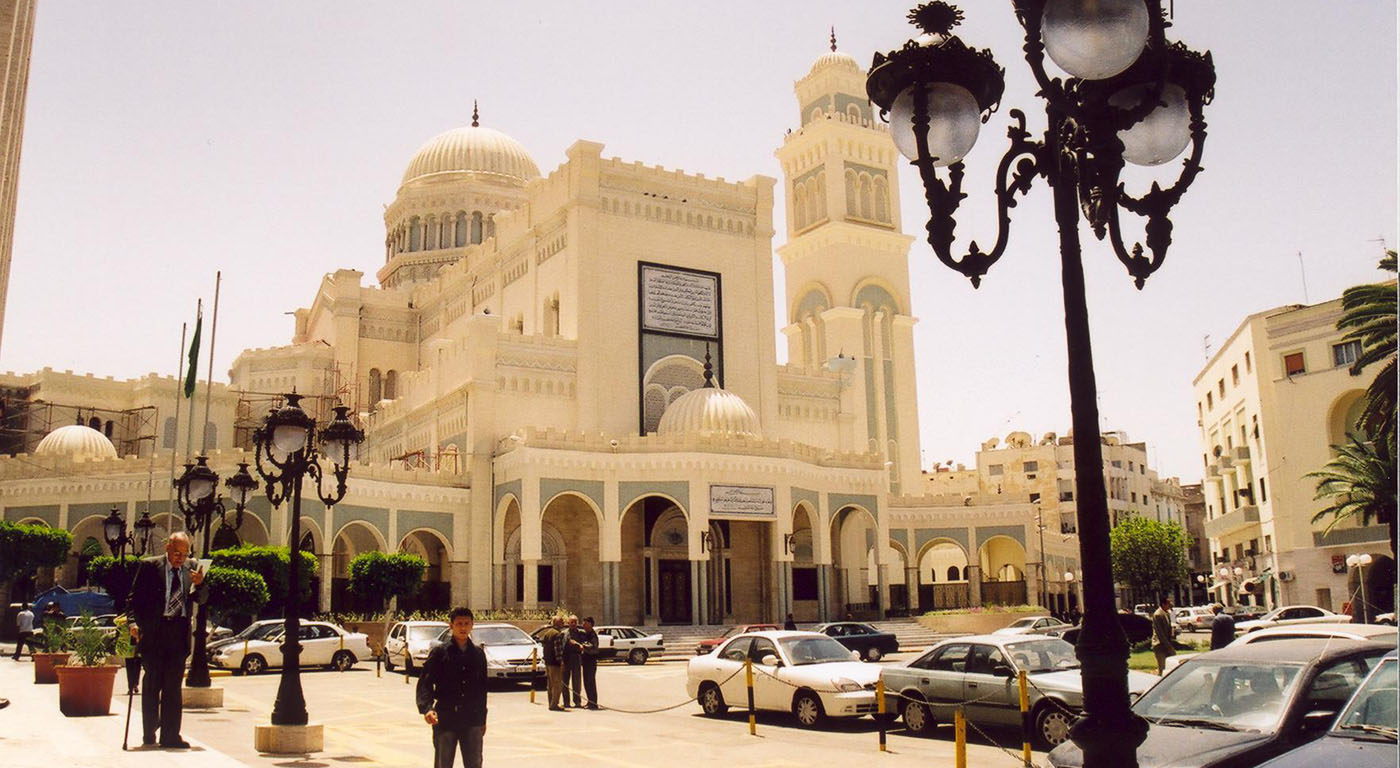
[1110,516,1189,603]
[209,545,318,614]
[348,551,427,613]
[204,566,270,629]
[0,521,73,599]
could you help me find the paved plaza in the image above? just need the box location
[2,651,1045,768]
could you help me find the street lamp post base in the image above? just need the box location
[181,684,224,709]
[254,723,324,754]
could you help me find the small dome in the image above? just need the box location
[402,123,541,185]
[34,424,118,460]
[658,386,762,439]
[809,50,860,76]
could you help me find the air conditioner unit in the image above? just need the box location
[1278,571,1294,582]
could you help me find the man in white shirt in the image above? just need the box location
[12,603,34,660]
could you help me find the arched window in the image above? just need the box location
[845,170,858,216]
[846,104,861,122]
[88,416,101,430]
[408,216,421,251]
[485,214,496,240]
[454,213,468,247]
[368,369,382,405]
[874,177,889,222]
[814,172,827,221]
[810,107,823,123]
[793,183,808,230]
[858,174,873,219]
[470,212,483,244]
[424,216,437,250]
[103,420,114,437]
[384,370,398,400]
[946,565,960,582]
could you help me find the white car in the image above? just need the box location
[993,616,1072,636]
[384,620,449,674]
[210,620,371,674]
[686,630,880,728]
[441,623,545,682]
[1235,605,1348,635]
[1164,622,1397,672]
[1175,606,1215,631]
[1376,612,1395,626]
[595,625,664,664]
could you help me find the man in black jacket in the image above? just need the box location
[417,607,487,768]
[1209,603,1235,650]
[125,532,207,749]
[576,616,601,709]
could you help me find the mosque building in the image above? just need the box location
[0,43,1101,624]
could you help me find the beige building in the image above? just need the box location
[0,0,35,358]
[3,45,1094,625]
[1194,291,1395,613]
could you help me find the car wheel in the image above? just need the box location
[383,652,395,672]
[240,654,266,675]
[698,682,727,716]
[627,648,648,665]
[902,697,934,736]
[1035,701,1076,748]
[865,646,884,662]
[793,690,825,728]
[331,651,355,672]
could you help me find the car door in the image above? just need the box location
[748,637,787,710]
[385,623,405,664]
[713,637,752,704]
[918,642,971,709]
[964,644,1017,726]
[612,628,636,653]
[297,624,329,666]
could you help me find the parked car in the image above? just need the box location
[813,622,899,662]
[994,616,1073,637]
[64,613,122,639]
[1375,612,1395,626]
[1226,604,1269,621]
[1176,606,1215,631]
[1056,611,1152,645]
[1166,622,1398,673]
[695,623,780,655]
[883,634,1158,748]
[208,618,298,655]
[1047,638,1393,767]
[210,620,372,674]
[1257,651,1397,767]
[595,625,663,664]
[384,620,448,674]
[686,630,879,728]
[433,623,545,682]
[1236,605,1349,635]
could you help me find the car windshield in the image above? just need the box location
[1006,638,1079,672]
[232,622,283,641]
[1008,618,1038,629]
[779,635,857,666]
[1333,659,1398,741]
[1257,608,1286,622]
[409,625,445,642]
[1134,659,1304,732]
[473,626,533,646]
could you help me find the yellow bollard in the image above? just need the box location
[1019,669,1032,766]
[876,678,887,752]
[954,707,967,768]
[745,656,756,736]
[529,648,538,704]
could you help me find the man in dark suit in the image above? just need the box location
[417,607,487,768]
[1209,603,1235,650]
[125,531,206,749]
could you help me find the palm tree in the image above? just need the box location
[1309,436,1397,557]
[1337,251,1396,448]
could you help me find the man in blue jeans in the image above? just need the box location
[417,607,487,768]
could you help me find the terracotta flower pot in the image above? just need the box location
[55,664,120,716]
[32,652,71,684]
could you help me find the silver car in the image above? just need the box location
[881,634,1158,747]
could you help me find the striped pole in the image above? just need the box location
[954,707,967,768]
[745,656,756,736]
[530,648,538,704]
[876,677,887,751]
[1019,669,1032,766]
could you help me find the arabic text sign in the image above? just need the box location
[710,485,775,518]
[641,265,718,338]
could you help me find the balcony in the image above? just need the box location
[1233,445,1251,465]
[1204,504,1260,540]
[1206,463,1222,479]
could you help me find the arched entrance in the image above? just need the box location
[398,529,451,612]
[790,503,818,622]
[830,506,878,618]
[622,496,692,624]
[869,543,908,612]
[331,521,386,612]
[979,535,1028,606]
[916,539,971,610]
[209,512,270,552]
[539,492,602,615]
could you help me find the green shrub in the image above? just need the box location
[348,551,427,611]
[921,604,1042,618]
[68,611,109,667]
[204,567,270,624]
[38,616,70,653]
[209,545,317,609]
[0,521,73,584]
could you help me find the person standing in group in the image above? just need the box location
[12,603,34,660]
[417,607,488,768]
[539,615,567,711]
[125,532,206,749]
[576,617,601,710]
[1151,596,1176,675]
[783,613,797,631]
[1209,603,1235,650]
[563,615,584,708]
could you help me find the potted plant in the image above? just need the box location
[54,611,122,716]
[32,615,71,684]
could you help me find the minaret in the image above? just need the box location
[774,32,921,493]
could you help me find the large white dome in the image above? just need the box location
[34,424,118,460]
[657,385,761,440]
[402,124,541,185]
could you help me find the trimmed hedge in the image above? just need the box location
[209,545,318,608]
[205,566,270,621]
[0,520,73,583]
[348,551,427,611]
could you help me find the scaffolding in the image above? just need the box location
[0,394,158,458]
[232,360,361,451]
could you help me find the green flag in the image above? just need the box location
[184,313,202,398]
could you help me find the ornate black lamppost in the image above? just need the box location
[173,457,258,688]
[866,3,1214,766]
[251,395,362,727]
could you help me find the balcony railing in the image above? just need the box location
[1204,504,1260,540]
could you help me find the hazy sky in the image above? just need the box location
[3,1,1395,482]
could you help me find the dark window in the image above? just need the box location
[1231,364,1240,385]
[946,565,960,581]
[1333,341,1362,368]
[1259,478,1267,503]
[930,644,970,673]
[515,565,524,602]
[1245,351,1252,372]
[1284,352,1306,376]
[966,644,1007,675]
[719,637,752,662]
[792,567,818,600]
[644,557,652,612]
[537,564,553,602]
[749,638,779,664]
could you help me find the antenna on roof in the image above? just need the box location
[1296,251,1309,304]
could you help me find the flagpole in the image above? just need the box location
[200,272,221,454]
[168,322,187,530]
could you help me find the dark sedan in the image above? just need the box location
[813,622,900,662]
[1257,651,1397,768]
[1048,638,1393,768]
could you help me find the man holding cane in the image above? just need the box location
[417,607,487,768]
[125,532,207,749]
